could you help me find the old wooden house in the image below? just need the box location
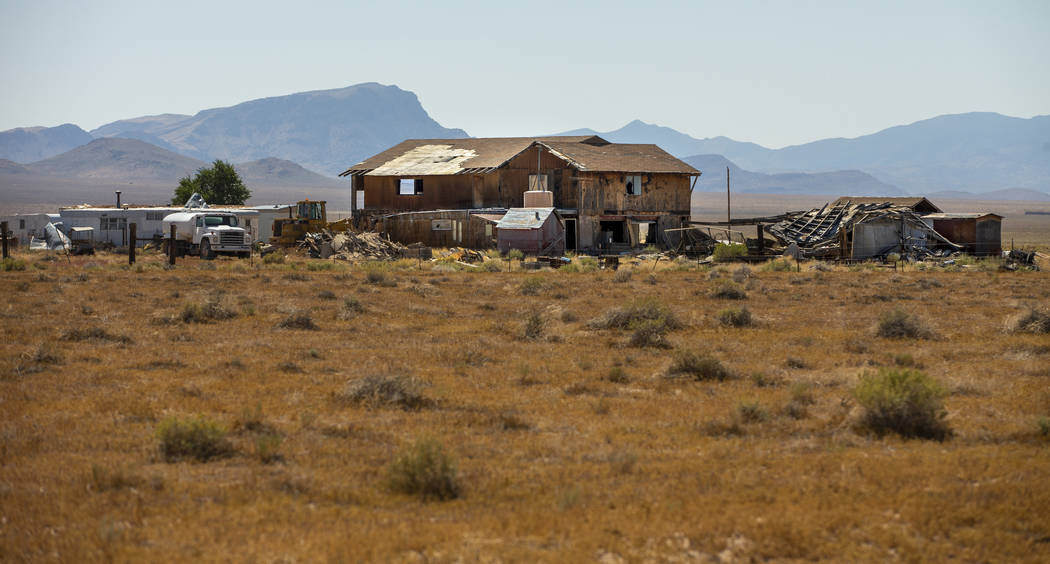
[339,136,700,252]
[922,213,1003,256]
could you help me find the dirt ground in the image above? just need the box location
[2,250,1049,562]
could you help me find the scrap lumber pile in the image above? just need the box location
[768,201,959,259]
[300,230,408,260]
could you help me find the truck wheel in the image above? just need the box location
[200,239,214,260]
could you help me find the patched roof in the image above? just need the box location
[539,141,700,174]
[496,208,558,230]
[923,212,1003,220]
[339,136,608,177]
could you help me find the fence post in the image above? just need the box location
[129,223,136,265]
[1,221,8,260]
[168,224,176,266]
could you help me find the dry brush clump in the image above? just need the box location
[155,415,234,462]
[589,298,683,348]
[385,438,461,501]
[276,310,319,330]
[666,350,733,381]
[852,368,951,441]
[337,373,429,410]
[60,326,133,345]
[709,280,748,300]
[717,306,754,327]
[180,296,237,323]
[875,308,936,339]
[1007,306,1050,334]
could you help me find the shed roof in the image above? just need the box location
[496,208,557,230]
[539,141,700,174]
[339,136,608,177]
[923,212,1003,220]
[831,197,941,214]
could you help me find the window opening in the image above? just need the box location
[399,178,423,195]
[626,175,642,196]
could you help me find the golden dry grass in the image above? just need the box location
[2,249,1050,562]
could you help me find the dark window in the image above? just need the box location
[626,175,642,196]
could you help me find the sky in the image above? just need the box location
[1,0,1048,149]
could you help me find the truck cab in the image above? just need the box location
[163,211,252,259]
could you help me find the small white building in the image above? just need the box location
[241,204,294,243]
[0,213,56,248]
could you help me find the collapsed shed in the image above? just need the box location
[768,201,960,259]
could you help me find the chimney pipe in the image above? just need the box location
[115,191,122,208]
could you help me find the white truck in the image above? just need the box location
[162,211,252,259]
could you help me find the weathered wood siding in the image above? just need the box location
[577,172,690,215]
[381,210,497,248]
[498,148,578,209]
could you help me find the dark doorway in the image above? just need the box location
[599,220,626,244]
[565,218,576,250]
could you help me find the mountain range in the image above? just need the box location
[557,113,1050,195]
[1,82,1048,207]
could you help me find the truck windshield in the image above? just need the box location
[203,215,238,227]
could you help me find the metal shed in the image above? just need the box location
[496,207,564,255]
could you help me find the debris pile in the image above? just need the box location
[300,230,408,260]
[768,201,959,259]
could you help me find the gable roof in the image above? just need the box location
[539,141,700,174]
[339,136,608,177]
[831,197,941,214]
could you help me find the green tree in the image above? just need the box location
[171,160,251,206]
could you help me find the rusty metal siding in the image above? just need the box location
[931,218,978,253]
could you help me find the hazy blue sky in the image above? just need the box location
[2,0,1047,148]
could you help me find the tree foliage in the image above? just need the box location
[171,160,251,206]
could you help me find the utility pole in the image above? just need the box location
[726,167,731,224]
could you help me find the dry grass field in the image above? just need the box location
[2,249,1050,562]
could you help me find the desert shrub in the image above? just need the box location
[785,356,808,369]
[666,350,732,381]
[481,260,502,272]
[613,269,633,283]
[734,400,769,424]
[181,297,237,323]
[717,306,753,327]
[628,320,672,348]
[254,434,284,464]
[782,382,816,419]
[365,271,397,287]
[317,290,337,300]
[340,296,365,319]
[506,249,524,261]
[589,298,682,331]
[60,327,133,345]
[852,368,951,440]
[560,309,578,323]
[749,371,781,388]
[156,415,233,462]
[576,256,599,271]
[1037,417,1050,438]
[276,311,319,330]
[521,311,547,340]
[495,411,531,431]
[710,280,748,300]
[518,276,545,296]
[1008,306,1050,334]
[262,252,285,264]
[338,373,428,410]
[1,258,27,271]
[713,243,747,262]
[606,366,630,384]
[875,308,934,339]
[385,438,461,501]
[28,344,63,365]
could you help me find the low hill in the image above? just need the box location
[0,124,94,163]
[3,138,349,206]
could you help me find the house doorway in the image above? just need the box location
[599,220,626,246]
[565,218,576,251]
